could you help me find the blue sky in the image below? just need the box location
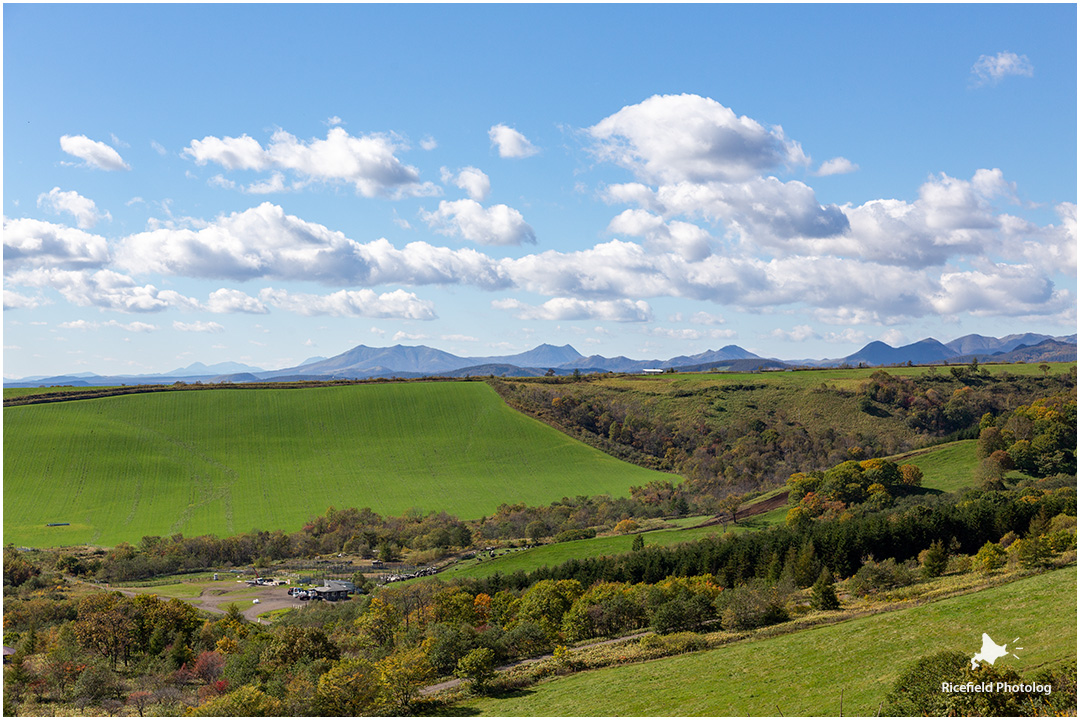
[3,4,1076,378]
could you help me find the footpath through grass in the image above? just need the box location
[4,382,675,547]
[464,565,1076,717]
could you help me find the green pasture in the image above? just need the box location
[465,565,1077,716]
[432,507,787,582]
[4,382,675,547]
[891,439,1038,494]
[603,361,1073,392]
[890,440,980,493]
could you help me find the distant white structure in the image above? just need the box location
[642,368,664,374]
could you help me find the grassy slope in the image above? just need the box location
[466,565,1077,717]
[890,440,981,493]
[433,507,788,582]
[4,383,674,547]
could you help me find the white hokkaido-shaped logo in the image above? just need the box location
[971,633,1022,669]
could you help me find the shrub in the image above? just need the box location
[1014,535,1053,569]
[976,539,1006,574]
[718,580,789,631]
[638,631,706,654]
[71,661,124,704]
[850,557,918,594]
[554,528,597,543]
[649,596,713,635]
[884,649,1060,717]
[188,684,284,716]
[455,647,497,693]
[315,658,382,716]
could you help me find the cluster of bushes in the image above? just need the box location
[884,650,1076,716]
[975,392,1077,485]
[473,494,672,543]
[859,366,1075,437]
[78,506,474,583]
[785,457,924,522]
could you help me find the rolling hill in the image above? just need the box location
[3,382,676,548]
[464,566,1077,716]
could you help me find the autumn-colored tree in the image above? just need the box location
[718,493,743,524]
[264,626,339,668]
[898,464,924,487]
[316,658,383,716]
[432,588,476,625]
[472,593,492,625]
[354,597,402,649]
[518,579,583,637]
[73,593,137,668]
[455,646,497,693]
[192,650,225,683]
[188,685,284,716]
[127,690,153,717]
[377,647,434,711]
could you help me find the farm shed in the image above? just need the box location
[310,580,351,601]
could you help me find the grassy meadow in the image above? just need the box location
[431,507,789,583]
[890,440,980,493]
[4,382,675,547]
[464,565,1077,716]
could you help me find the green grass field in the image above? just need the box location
[4,382,676,548]
[432,507,788,582]
[890,440,980,493]
[891,439,1039,493]
[465,565,1077,716]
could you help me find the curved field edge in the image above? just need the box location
[3,382,677,548]
[463,565,1077,717]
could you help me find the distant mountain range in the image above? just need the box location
[4,333,1075,388]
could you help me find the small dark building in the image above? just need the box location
[310,580,351,601]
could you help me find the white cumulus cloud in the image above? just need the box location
[60,319,157,332]
[59,134,130,171]
[442,166,491,201]
[258,287,437,320]
[37,187,111,229]
[816,157,859,176]
[183,127,437,198]
[489,124,539,158]
[6,268,202,313]
[421,199,536,246]
[205,288,268,314]
[3,290,42,310]
[589,93,808,184]
[116,202,512,288]
[3,217,110,271]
